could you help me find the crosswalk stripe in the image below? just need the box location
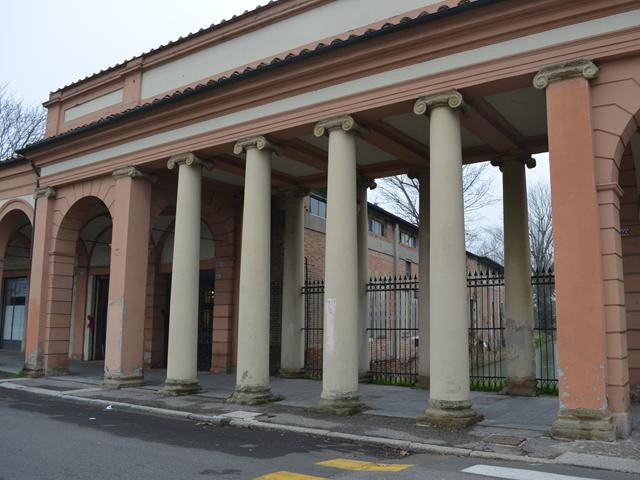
[255,471,328,480]
[462,464,603,480]
[317,458,414,472]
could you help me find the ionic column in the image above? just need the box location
[357,177,375,381]
[416,169,430,389]
[534,60,616,440]
[313,115,365,415]
[103,166,154,388]
[24,186,57,377]
[491,155,537,396]
[163,153,207,395]
[280,189,306,378]
[229,136,277,405]
[414,91,482,428]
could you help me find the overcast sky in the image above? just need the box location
[0,0,549,230]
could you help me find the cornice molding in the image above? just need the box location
[313,115,359,137]
[414,89,464,116]
[533,59,599,90]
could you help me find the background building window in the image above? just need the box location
[405,260,412,276]
[368,218,385,236]
[309,195,326,218]
[400,231,417,248]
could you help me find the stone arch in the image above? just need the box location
[0,200,33,351]
[45,195,113,373]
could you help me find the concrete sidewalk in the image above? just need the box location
[1,353,639,474]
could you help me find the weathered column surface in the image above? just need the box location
[492,156,537,396]
[414,91,482,428]
[23,186,57,377]
[229,136,276,405]
[280,190,306,378]
[313,115,365,415]
[357,177,375,381]
[534,59,616,441]
[103,166,154,388]
[163,153,205,395]
[416,169,430,389]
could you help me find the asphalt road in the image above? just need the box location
[0,388,634,480]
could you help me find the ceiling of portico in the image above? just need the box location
[191,77,549,191]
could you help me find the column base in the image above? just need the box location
[312,394,366,416]
[502,377,538,396]
[415,375,430,390]
[279,368,305,379]
[358,371,372,383]
[22,366,44,378]
[161,378,201,396]
[551,408,615,442]
[417,399,483,430]
[227,386,281,405]
[102,373,145,389]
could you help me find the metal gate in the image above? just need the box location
[301,269,556,391]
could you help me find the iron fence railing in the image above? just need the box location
[300,267,557,391]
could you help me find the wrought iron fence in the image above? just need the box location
[367,276,419,385]
[300,267,557,391]
[467,270,505,391]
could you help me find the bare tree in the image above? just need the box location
[528,181,554,272]
[0,84,46,161]
[471,224,504,266]
[375,163,497,243]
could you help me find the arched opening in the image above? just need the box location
[0,206,33,351]
[49,196,112,371]
[150,206,216,371]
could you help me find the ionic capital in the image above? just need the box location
[357,175,377,190]
[33,186,56,200]
[491,154,536,172]
[533,59,599,90]
[414,90,464,116]
[407,167,429,181]
[167,152,211,170]
[276,186,309,199]
[112,165,157,182]
[313,115,359,137]
[233,136,280,157]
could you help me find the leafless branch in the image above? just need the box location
[0,83,46,161]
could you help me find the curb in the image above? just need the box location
[2,381,639,474]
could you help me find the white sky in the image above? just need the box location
[1,0,549,231]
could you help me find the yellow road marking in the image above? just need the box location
[255,471,328,480]
[317,458,414,472]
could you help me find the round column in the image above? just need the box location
[229,136,276,405]
[414,91,482,428]
[280,191,306,378]
[313,115,365,415]
[416,170,430,389]
[493,155,537,396]
[163,153,205,395]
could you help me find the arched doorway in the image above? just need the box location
[0,204,33,351]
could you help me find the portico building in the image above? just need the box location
[1,0,639,440]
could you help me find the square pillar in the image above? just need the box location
[534,59,615,441]
[23,187,57,377]
[102,166,154,388]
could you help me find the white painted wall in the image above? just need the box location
[64,89,124,122]
[141,0,439,98]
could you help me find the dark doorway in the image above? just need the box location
[198,270,215,371]
[163,270,215,371]
[90,276,109,361]
[0,277,28,350]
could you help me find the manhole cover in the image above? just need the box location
[483,434,525,446]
